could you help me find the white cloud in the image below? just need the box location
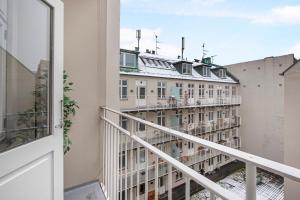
[120,28,180,58]
[252,5,300,24]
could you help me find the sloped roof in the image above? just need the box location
[120,51,239,84]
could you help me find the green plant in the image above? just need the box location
[63,71,79,154]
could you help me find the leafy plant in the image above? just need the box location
[63,71,79,154]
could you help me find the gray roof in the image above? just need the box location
[120,51,239,84]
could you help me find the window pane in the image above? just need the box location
[125,53,136,67]
[0,0,52,153]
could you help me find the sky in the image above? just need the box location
[120,0,300,65]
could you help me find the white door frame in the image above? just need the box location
[0,0,64,200]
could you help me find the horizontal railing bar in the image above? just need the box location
[101,116,240,200]
[103,107,300,183]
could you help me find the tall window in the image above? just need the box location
[157,111,166,126]
[208,85,214,98]
[217,111,222,119]
[217,132,222,141]
[208,158,214,166]
[209,111,214,121]
[199,84,205,98]
[188,83,194,98]
[225,86,230,97]
[188,110,194,124]
[176,83,183,98]
[176,110,183,126]
[119,80,128,99]
[232,86,237,96]
[157,81,166,99]
[120,52,137,68]
[199,112,205,122]
[219,69,226,78]
[120,116,128,130]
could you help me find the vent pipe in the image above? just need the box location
[181,37,185,61]
[136,29,141,51]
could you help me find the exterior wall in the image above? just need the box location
[64,0,120,188]
[119,73,241,197]
[120,74,240,111]
[284,61,300,200]
[226,54,295,162]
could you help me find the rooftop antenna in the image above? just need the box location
[136,29,141,51]
[181,37,185,60]
[155,34,160,55]
[202,43,208,59]
[211,55,217,63]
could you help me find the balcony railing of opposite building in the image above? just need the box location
[121,95,241,112]
[99,107,300,200]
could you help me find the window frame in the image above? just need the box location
[119,79,128,99]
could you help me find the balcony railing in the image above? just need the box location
[121,95,241,112]
[100,107,300,200]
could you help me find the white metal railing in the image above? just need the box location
[100,107,300,200]
[121,95,241,112]
[100,108,240,200]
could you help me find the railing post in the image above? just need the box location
[246,162,256,200]
[185,177,190,200]
[155,156,159,200]
[210,191,216,200]
[168,164,172,200]
[145,149,149,200]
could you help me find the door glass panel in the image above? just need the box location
[139,87,146,99]
[0,0,52,153]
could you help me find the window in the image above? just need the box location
[217,87,222,98]
[120,116,128,130]
[119,80,128,99]
[188,83,194,98]
[139,148,146,163]
[182,63,192,74]
[225,109,230,118]
[120,151,126,169]
[188,110,194,124]
[219,69,226,78]
[159,177,164,187]
[176,110,183,126]
[157,81,166,99]
[208,157,214,166]
[157,111,166,126]
[199,84,205,98]
[176,83,183,98]
[208,85,214,98]
[120,52,137,68]
[176,141,183,152]
[188,141,194,149]
[232,86,237,96]
[223,86,229,98]
[199,112,205,122]
[176,171,183,181]
[202,66,211,77]
[209,134,214,142]
[217,111,222,119]
[208,111,214,121]
[0,0,52,153]
[217,155,222,163]
[217,132,222,141]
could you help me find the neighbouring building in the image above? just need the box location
[119,48,242,197]
[282,60,300,200]
[226,54,296,163]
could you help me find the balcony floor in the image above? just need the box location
[64,181,106,200]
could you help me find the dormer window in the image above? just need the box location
[182,63,192,74]
[202,66,211,77]
[120,52,137,68]
[219,69,226,79]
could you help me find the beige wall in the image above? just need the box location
[226,54,295,162]
[284,61,300,200]
[64,0,119,189]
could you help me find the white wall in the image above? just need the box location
[284,61,300,200]
[226,54,295,162]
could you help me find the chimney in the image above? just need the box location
[146,49,150,53]
[152,50,156,55]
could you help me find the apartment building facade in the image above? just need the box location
[226,54,296,163]
[119,49,242,198]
